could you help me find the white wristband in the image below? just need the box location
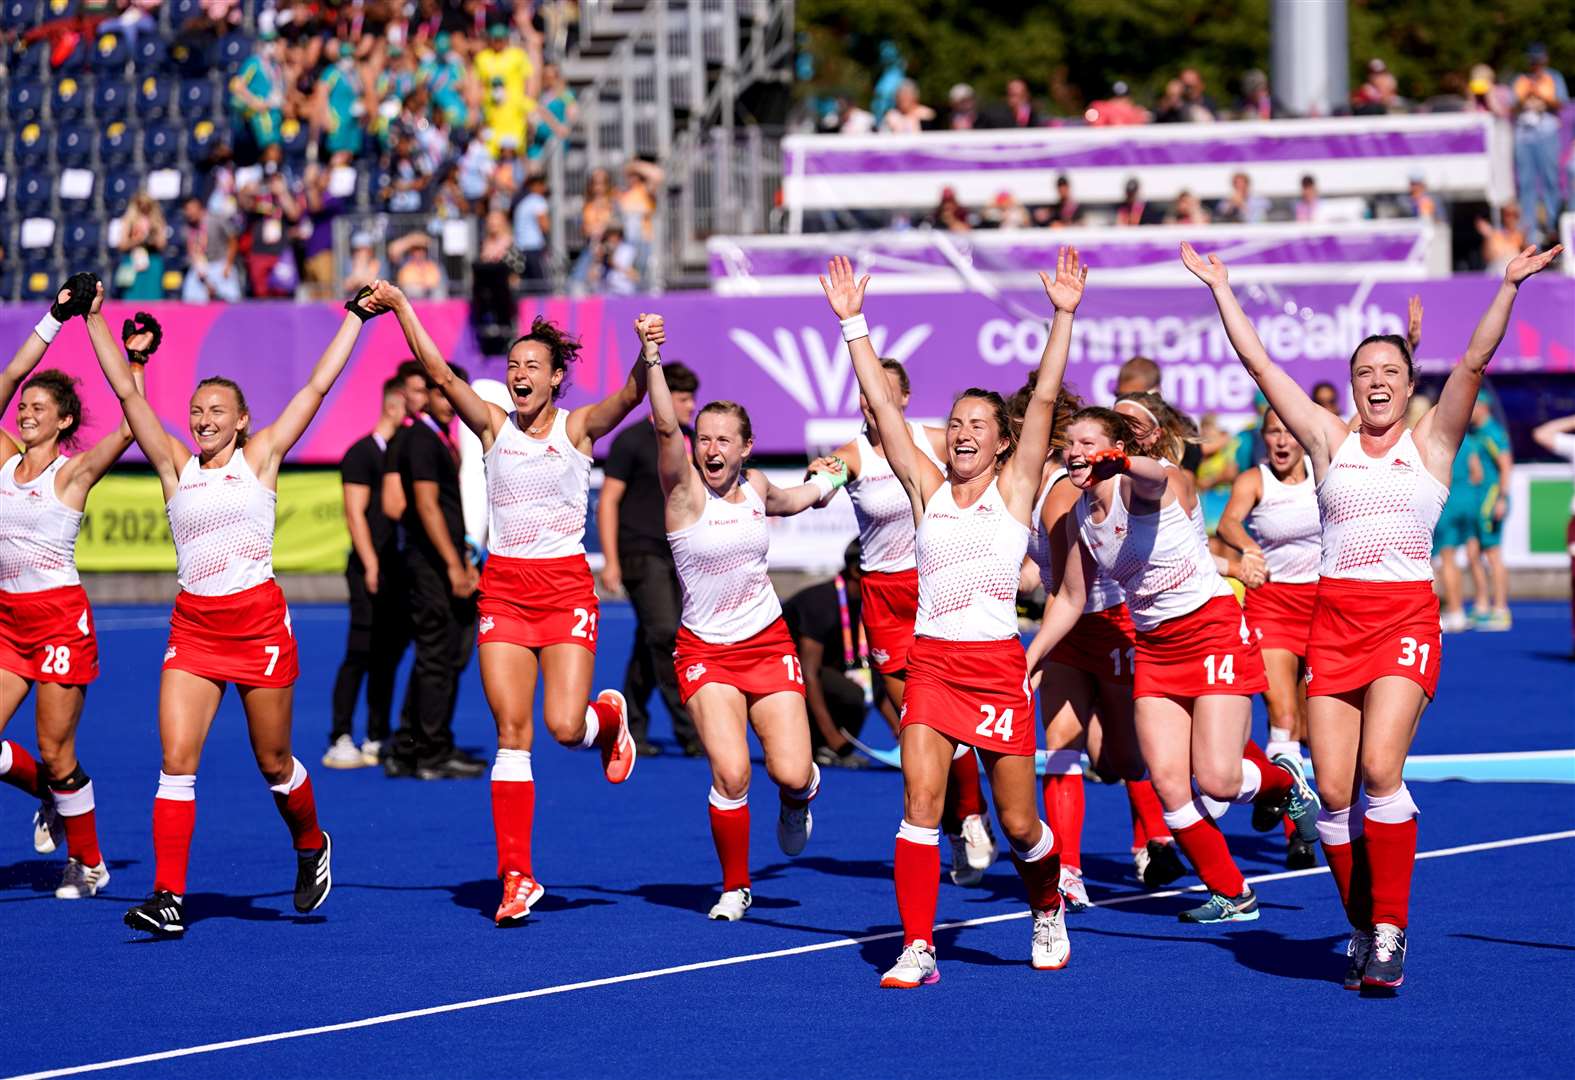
[839,314,869,343]
[33,313,62,346]
[808,472,837,499]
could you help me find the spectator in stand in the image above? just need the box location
[1178,67,1219,120]
[1476,203,1527,275]
[229,26,287,155]
[931,186,973,231]
[571,167,615,289]
[180,196,244,303]
[981,77,1041,128]
[1294,173,1321,223]
[1236,68,1277,119]
[983,191,1030,230]
[513,173,551,290]
[476,22,535,154]
[1167,189,1210,225]
[1116,355,1160,395]
[1116,177,1162,226]
[313,36,370,158]
[528,61,578,161]
[1214,172,1269,224]
[381,130,433,212]
[617,159,662,279]
[113,192,168,300]
[1403,171,1446,223]
[946,83,979,130]
[299,154,355,299]
[391,233,444,299]
[1311,381,1342,414]
[835,96,877,134]
[422,31,478,132]
[490,138,525,212]
[1035,174,1084,228]
[343,231,385,295]
[1512,43,1568,242]
[1466,63,1515,119]
[590,224,639,294]
[782,542,874,769]
[1154,78,1187,123]
[1352,58,1406,114]
[238,148,303,297]
[879,79,936,134]
[1084,81,1148,126]
[599,361,705,757]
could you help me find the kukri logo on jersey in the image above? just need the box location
[727,323,934,416]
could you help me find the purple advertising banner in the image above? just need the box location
[1,273,1569,459]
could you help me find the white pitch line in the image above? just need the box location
[10,828,1574,1080]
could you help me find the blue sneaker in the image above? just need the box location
[1361,924,1406,991]
[1178,888,1260,924]
[1271,752,1322,845]
[1343,928,1373,990]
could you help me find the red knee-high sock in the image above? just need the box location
[1321,839,1374,929]
[1010,821,1062,911]
[894,826,941,945]
[270,759,325,852]
[1127,780,1171,846]
[950,752,985,820]
[1042,775,1084,871]
[0,741,46,797]
[491,750,536,878]
[1244,739,1293,805]
[708,791,751,891]
[152,782,196,897]
[52,779,102,866]
[1169,815,1246,896]
[1363,818,1417,929]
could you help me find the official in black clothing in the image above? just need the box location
[383,366,484,779]
[781,541,872,770]
[324,376,410,768]
[597,361,700,756]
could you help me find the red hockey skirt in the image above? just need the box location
[1134,594,1267,700]
[1306,577,1441,698]
[163,580,298,688]
[902,636,1034,757]
[1244,580,1318,656]
[1046,603,1136,685]
[0,584,98,685]
[673,617,806,705]
[478,554,599,652]
[859,568,918,675]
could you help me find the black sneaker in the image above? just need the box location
[1251,790,1290,832]
[1361,923,1406,991]
[125,891,186,936]
[682,741,705,758]
[1286,834,1317,870]
[417,751,486,780]
[382,756,418,779]
[636,740,662,758]
[1343,928,1374,990]
[294,831,332,913]
[1141,839,1188,889]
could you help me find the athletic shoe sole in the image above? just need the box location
[598,690,637,784]
[495,879,546,926]
[123,909,184,935]
[1141,840,1187,889]
[879,971,940,989]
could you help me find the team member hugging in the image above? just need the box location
[645,315,829,923]
[1182,238,1562,991]
[822,248,1085,987]
[0,277,155,899]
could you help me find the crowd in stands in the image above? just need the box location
[818,48,1573,247]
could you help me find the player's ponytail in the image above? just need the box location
[1115,390,1197,465]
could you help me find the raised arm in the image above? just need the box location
[89,300,186,496]
[250,288,393,480]
[641,316,704,526]
[1006,247,1085,504]
[1024,516,1092,674]
[1,273,97,418]
[1215,467,1267,587]
[64,307,157,500]
[1181,243,1348,472]
[1532,413,1575,454]
[754,463,845,518]
[567,326,652,448]
[1418,245,1562,471]
[380,282,505,446]
[820,257,941,519]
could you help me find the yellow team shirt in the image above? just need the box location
[475,45,535,151]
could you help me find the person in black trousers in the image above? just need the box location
[323,375,410,769]
[383,365,485,780]
[782,541,873,770]
[597,361,701,756]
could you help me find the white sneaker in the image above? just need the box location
[1439,610,1470,634]
[959,813,996,871]
[708,887,752,921]
[777,803,812,856]
[948,834,982,886]
[359,739,382,766]
[1132,845,1151,884]
[880,940,939,988]
[33,799,63,854]
[1059,866,1091,913]
[1031,904,1071,970]
[321,735,364,770]
[56,858,110,899]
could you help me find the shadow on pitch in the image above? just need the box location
[121,889,326,935]
[1073,925,1346,981]
[1451,932,1575,953]
[0,856,138,902]
[854,924,1025,973]
[446,878,616,920]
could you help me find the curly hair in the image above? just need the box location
[509,316,584,400]
[21,370,85,449]
[1006,372,1085,452]
[1114,390,1198,465]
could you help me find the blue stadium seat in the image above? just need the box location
[217,31,249,76]
[99,120,135,166]
[12,123,48,170]
[101,169,137,217]
[14,174,52,218]
[55,124,92,168]
[60,219,102,263]
[6,80,46,125]
[160,260,186,298]
[94,78,133,124]
[20,261,60,302]
[131,33,167,75]
[93,29,131,75]
[180,78,217,122]
[51,76,88,123]
[15,38,50,79]
[136,74,173,120]
[167,0,200,28]
[0,1,42,32]
[143,124,180,168]
[42,0,78,17]
[54,32,90,75]
[279,117,311,165]
[0,265,15,303]
[187,117,220,162]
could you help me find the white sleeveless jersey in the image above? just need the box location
[1159,457,1208,539]
[1318,429,1447,582]
[485,410,592,559]
[167,450,276,596]
[1075,484,1231,632]
[0,455,81,592]
[669,480,780,644]
[1249,461,1321,584]
[1027,468,1125,615]
[914,479,1027,642]
[846,421,943,574]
